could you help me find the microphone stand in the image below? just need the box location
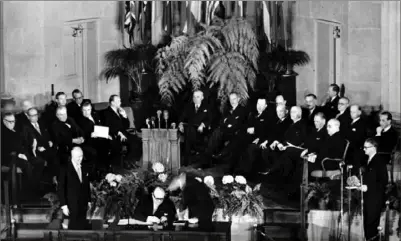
[347,165,353,241]
[338,162,345,241]
[360,168,364,241]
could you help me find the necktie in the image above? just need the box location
[195,105,199,112]
[34,123,41,135]
[76,165,82,183]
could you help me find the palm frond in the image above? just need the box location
[266,45,310,73]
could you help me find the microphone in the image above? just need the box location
[151,116,156,128]
[359,167,366,175]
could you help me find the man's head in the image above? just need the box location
[229,92,239,108]
[328,84,340,98]
[55,92,67,107]
[193,90,204,106]
[256,98,268,114]
[305,94,317,110]
[338,97,349,112]
[350,105,362,120]
[327,119,340,136]
[109,95,121,108]
[379,111,392,129]
[314,112,326,130]
[276,104,287,120]
[167,173,186,192]
[27,107,39,124]
[363,138,378,156]
[290,106,302,122]
[152,186,166,205]
[275,95,286,106]
[72,89,84,106]
[21,100,33,113]
[56,106,68,122]
[2,112,16,130]
[71,146,83,166]
[81,102,92,118]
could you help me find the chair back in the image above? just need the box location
[122,106,135,129]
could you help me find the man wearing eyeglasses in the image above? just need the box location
[361,138,388,241]
[67,89,91,122]
[375,111,398,164]
[335,97,352,136]
[1,112,34,199]
[15,100,33,131]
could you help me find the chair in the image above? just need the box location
[378,135,401,183]
[310,140,350,179]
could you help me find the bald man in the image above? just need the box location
[307,119,348,171]
[16,100,33,130]
[58,147,90,230]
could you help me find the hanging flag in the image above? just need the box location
[262,1,271,44]
[116,1,126,46]
[181,1,189,34]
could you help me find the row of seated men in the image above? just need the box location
[1,89,138,199]
[177,84,399,194]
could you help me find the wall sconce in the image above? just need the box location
[333,26,341,39]
[72,24,84,37]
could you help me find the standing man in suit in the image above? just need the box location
[346,105,368,171]
[15,100,33,131]
[103,95,136,165]
[336,97,352,136]
[178,90,211,162]
[303,94,322,129]
[323,84,340,119]
[67,89,91,122]
[59,147,91,230]
[361,138,388,241]
[375,111,399,163]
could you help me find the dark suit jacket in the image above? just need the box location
[219,105,248,137]
[22,121,52,153]
[376,126,399,154]
[77,114,103,146]
[182,176,215,230]
[304,127,328,154]
[302,106,323,128]
[280,119,308,147]
[363,154,388,202]
[66,99,91,122]
[324,96,340,119]
[52,118,84,154]
[58,161,90,212]
[133,194,177,225]
[103,106,130,138]
[336,109,352,136]
[42,102,59,127]
[179,102,211,129]
[345,118,368,149]
[15,112,31,131]
[318,132,348,169]
[1,124,29,166]
[247,110,272,142]
[269,117,292,143]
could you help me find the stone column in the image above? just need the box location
[141,128,151,170]
[168,129,180,175]
[381,1,401,121]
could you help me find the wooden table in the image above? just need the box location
[140,129,181,175]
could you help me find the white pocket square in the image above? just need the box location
[352,128,356,131]
[204,109,207,112]
[86,173,89,176]
[260,119,264,121]
[235,116,239,119]
[227,124,232,128]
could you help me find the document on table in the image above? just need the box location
[94,125,109,139]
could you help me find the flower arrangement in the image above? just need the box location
[305,182,332,210]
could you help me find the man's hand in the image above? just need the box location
[178,123,184,133]
[160,216,168,223]
[48,141,53,147]
[376,126,383,136]
[197,123,205,133]
[252,138,259,144]
[18,154,28,161]
[247,127,255,134]
[38,146,46,152]
[300,149,309,158]
[146,216,161,224]
[260,140,268,149]
[277,143,286,151]
[72,138,83,145]
[188,218,199,224]
[270,141,278,150]
[91,132,98,138]
[118,132,127,142]
[118,108,127,118]
[52,176,58,186]
[307,154,317,163]
[61,205,70,216]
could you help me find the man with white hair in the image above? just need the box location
[58,147,90,230]
[16,99,33,130]
[307,119,348,171]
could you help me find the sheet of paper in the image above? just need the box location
[94,125,109,139]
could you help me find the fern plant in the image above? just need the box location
[155,17,259,111]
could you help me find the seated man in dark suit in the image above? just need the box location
[306,119,348,172]
[375,111,399,163]
[103,95,137,165]
[133,186,177,227]
[204,92,248,165]
[336,97,352,136]
[178,90,212,162]
[302,94,323,130]
[43,92,68,129]
[235,97,273,176]
[23,107,58,185]
[323,84,340,120]
[58,147,91,230]
[66,89,91,122]
[345,105,368,171]
[1,113,34,198]
[77,102,111,167]
[259,104,292,172]
[15,100,33,131]
[168,173,215,231]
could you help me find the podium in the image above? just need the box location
[141,129,181,175]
